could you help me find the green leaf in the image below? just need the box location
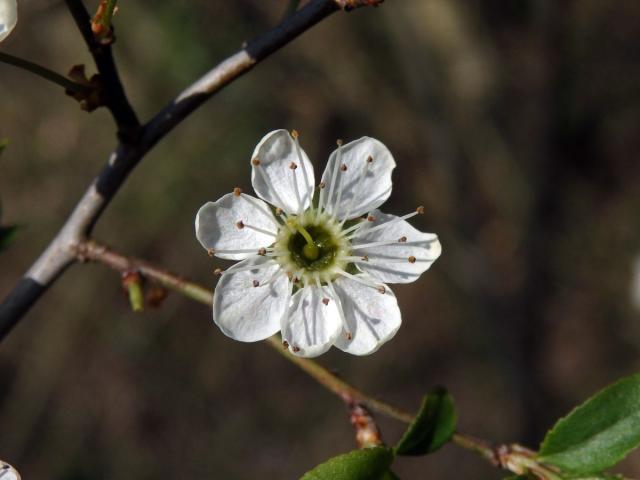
[379,470,401,480]
[394,387,457,456]
[539,373,640,476]
[0,225,19,252]
[301,447,394,480]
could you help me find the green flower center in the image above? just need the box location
[288,224,339,270]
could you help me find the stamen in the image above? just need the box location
[348,207,425,240]
[408,256,416,263]
[286,218,319,260]
[233,187,242,196]
[336,269,386,294]
[252,280,260,287]
[242,194,281,229]
[331,163,348,221]
[238,221,277,237]
[213,268,224,276]
[220,260,276,275]
[326,280,350,335]
[292,130,313,210]
[351,237,439,250]
[289,161,303,215]
[340,156,372,225]
[325,140,343,218]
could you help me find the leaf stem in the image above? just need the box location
[0,52,90,93]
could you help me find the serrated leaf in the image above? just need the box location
[539,373,640,476]
[301,447,394,480]
[394,387,457,456]
[0,225,19,252]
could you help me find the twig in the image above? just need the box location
[0,52,91,93]
[0,0,382,340]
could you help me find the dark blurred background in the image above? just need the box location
[1,1,640,478]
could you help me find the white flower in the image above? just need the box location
[196,130,441,357]
[0,460,21,480]
[0,0,17,43]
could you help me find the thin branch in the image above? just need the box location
[0,0,381,340]
[64,0,139,136]
[72,239,578,478]
[0,52,91,93]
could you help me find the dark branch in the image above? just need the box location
[64,0,140,137]
[0,0,383,340]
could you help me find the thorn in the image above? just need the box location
[408,256,416,263]
[251,158,261,166]
[252,280,260,287]
[233,187,242,196]
[416,205,425,214]
[207,248,215,257]
[236,220,245,229]
[398,236,407,242]
[322,298,330,305]
[257,248,267,256]
[367,215,376,222]
[289,162,298,170]
[213,267,224,276]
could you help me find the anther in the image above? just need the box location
[416,205,425,214]
[398,236,407,243]
[346,332,353,340]
[275,207,283,215]
[251,158,261,166]
[252,280,260,287]
[336,139,343,146]
[340,164,348,172]
[361,255,369,262]
[233,187,242,196]
[282,340,290,349]
[319,182,326,189]
[293,276,300,284]
[207,248,215,257]
[292,346,301,353]
[258,248,267,256]
[213,268,224,276]
[289,162,298,170]
[408,256,416,263]
[367,155,373,163]
[236,220,245,229]
[377,286,386,294]
[291,130,299,139]
[322,298,330,305]
[367,215,376,222]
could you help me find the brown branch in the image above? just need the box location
[0,0,383,340]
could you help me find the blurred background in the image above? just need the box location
[1,0,640,478]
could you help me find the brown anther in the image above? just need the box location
[367,215,376,222]
[319,182,326,189]
[282,340,290,349]
[275,207,283,215]
[377,286,386,294]
[366,155,373,163]
[346,332,353,340]
[213,268,224,276]
[289,162,298,170]
[236,220,245,229]
[233,187,242,196]
[340,164,348,172]
[292,346,301,353]
[291,130,299,139]
[408,256,416,263]
[251,158,261,166]
[252,280,260,287]
[322,298,330,305]
[416,205,425,214]
[398,236,407,243]
[336,139,343,146]
[207,248,215,257]
[361,255,369,262]
[293,276,300,284]
[258,247,267,256]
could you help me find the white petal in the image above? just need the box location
[250,129,315,214]
[195,193,278,260]
[281,284,342,358]
[353,210,441,284]
[0,0,17,43]
[213,256,289,342]
[333,277,401,355]
[321,137,395,220]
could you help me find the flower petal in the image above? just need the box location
[281,284,342,358]
[251,129,315,214]
[195,192,279,260]
[352,210,441,284]
[333,277,401,355]
[321,137,395,220]
[0,0,17,43]
[213,256,289,342]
